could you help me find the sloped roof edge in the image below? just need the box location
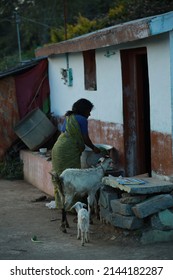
[35,11,173,58]
[0,56,47,79]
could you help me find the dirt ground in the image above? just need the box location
[0,179,173,260]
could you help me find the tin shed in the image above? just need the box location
[0,58,50,161]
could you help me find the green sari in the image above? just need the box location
[51,114,85,208]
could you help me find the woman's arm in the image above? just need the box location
[76,115,101,153]
[82,134,101,154]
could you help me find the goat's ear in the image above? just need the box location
[105,155,110,158]
[83,203,87,209]
[98,157,105,163]
[70,203,75,210]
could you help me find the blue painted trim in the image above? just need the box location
[169,31,173,155]
[149,11,173,35]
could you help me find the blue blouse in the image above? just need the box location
[61,114,88,135]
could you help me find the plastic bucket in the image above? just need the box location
[14,108,57,150]
[80,144,113,168]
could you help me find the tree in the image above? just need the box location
[1,0,173,72]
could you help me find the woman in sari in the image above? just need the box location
[51,98,100,208]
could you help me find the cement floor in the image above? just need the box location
[0,179,173,260]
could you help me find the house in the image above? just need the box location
[34,11,173,180]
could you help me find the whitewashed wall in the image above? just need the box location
[147,34,172,134]
[48,53,84,117]
[49,33,172,135]
[95,49,123,123]
[48,49,123,125]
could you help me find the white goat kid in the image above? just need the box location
[51,156,112,232]
[71,202,89,246]
[71,201,87,213]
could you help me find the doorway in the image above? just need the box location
[120,47,151,176]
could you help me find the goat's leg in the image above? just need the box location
[77,226,81,240]
[81,231,85,246]
[52,179,68,232]
[59,194,70,232]
[95,189,100,220]
[85,231,89,243]
[88,189,101,223]
[60,208,67,233]
[65,215,70,228]
[63,196,74,228]
[87,197,94,224]
[87,205,94,224]
[61,208,69,229]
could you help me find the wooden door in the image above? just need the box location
[121,48,151,176]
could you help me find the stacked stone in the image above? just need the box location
[99,176,173,243]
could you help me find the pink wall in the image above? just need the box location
[20,150,54,197]
[89,119,125,170]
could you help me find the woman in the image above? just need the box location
[51,98,100,207]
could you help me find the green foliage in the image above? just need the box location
[1,0,173,71]
[0,53,19,72]
[120,0,173,21]
[107,2,128,24]
[109,4,125,18]
[0,50,35,73]
[67,14,97,39]
[50,27,65,43]
[0,157,23,180]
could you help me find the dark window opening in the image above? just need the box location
[83,50,97,91]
